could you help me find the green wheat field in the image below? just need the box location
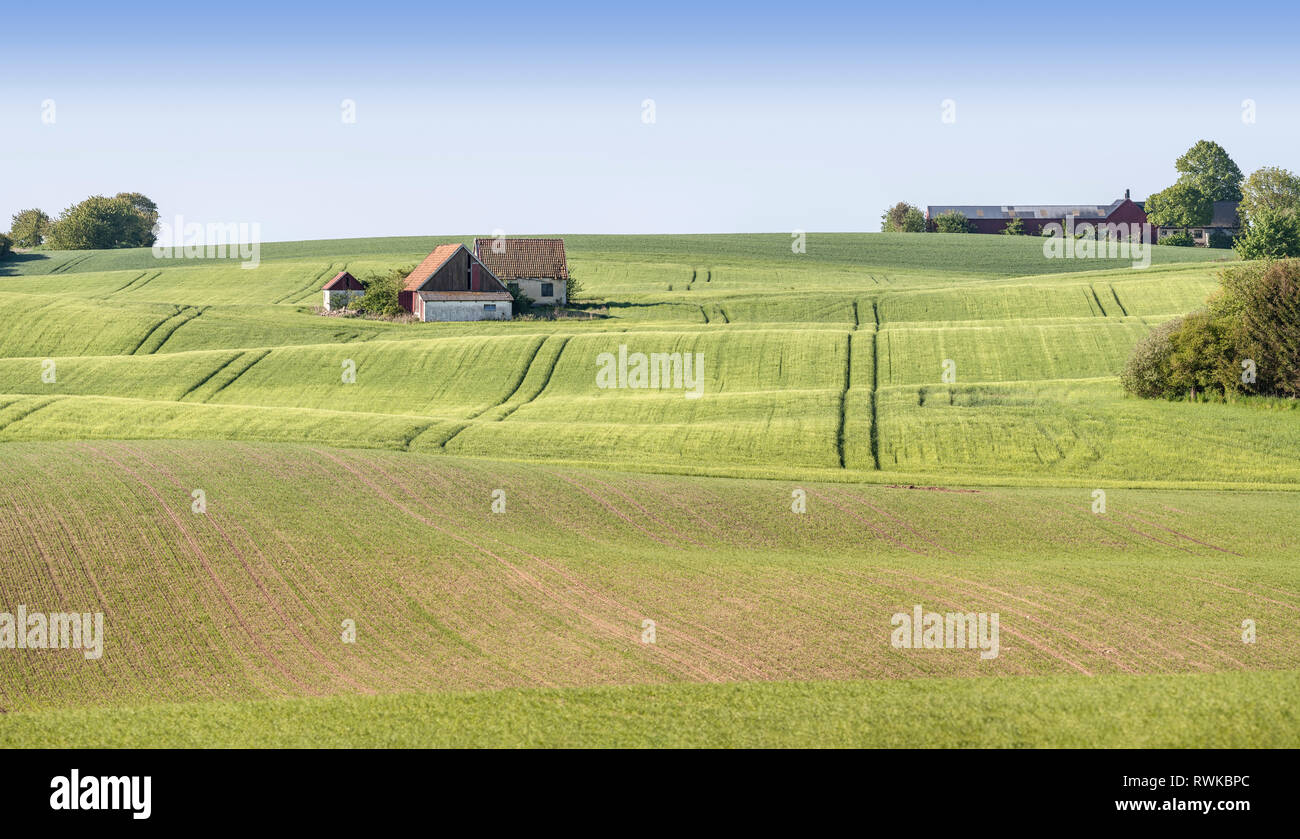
[1,233,1296,746]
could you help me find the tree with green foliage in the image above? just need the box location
[1234,208,1300,260]
[1238,166,1300,225]
[1175,139,1243,202]
[1123,258,1300,400]
[1001,217,1024,235]
[352,267,409,317]
[933,211,971,233]
[9,209,51,248]
[1166,311,1239,398]
[114,192,159,242]
[45,194,159,249]
[0,233,11,259]
[1145,181,1213,229]
[881,202,925,232]
[1121,317,1182,399]
[354,268,405,317]
[563,267,584,302]
[1212,260,1300,397]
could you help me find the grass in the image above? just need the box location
[4,670,1296,747]
[1,233,1293,748]
[0,441,1296,717]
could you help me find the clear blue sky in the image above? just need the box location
[2,0,1298,241]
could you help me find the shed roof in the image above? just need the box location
[402,244,465,292]
[322,270,363,290]
[474,238,569,281]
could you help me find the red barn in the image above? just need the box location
[927,190,1153,237]
[398,244,514,322]
[322,270,363,310]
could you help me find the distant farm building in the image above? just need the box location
[474,237,570,306]
[927,190,1151,236]
[322,270,363,310]
[399,244,513,322]
[1157,200,1240,245]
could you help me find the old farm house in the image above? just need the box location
[399,244,513,322]
[322,270,363,310]
[474,237,570,306]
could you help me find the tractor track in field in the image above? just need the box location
[0,397,62,435]
[46,254,94,275]
[464,335,547,421]
[1088,285,1109,317]
[149,306,206,353]
[1109,285,1130,316]
[272,262,338,305]
[835,331,851,468]
[110,270,162,296]
[101,271,148,297]
[869,302,881,470]
[1118,512,1243,556]
[177,352,246,402]
[494,335,571,422]
[197,349,271,401]
[128,306,205,355]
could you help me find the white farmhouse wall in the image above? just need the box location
[420,299,513,322]
[324,289,362,310]
[511,278,567,306]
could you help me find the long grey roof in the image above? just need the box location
[927,200,1126,220]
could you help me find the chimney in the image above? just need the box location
[1125,188,1131,200]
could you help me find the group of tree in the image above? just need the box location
[1146,140,1300,258]
[6,193,159,251]
[1122,258,1299,400]
[880,202,927,232]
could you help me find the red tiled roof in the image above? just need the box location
[322,270,362,290]
[402,244,464,292]
[473,238,568,281]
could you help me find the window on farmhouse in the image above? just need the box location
[484,304,496,312]
[541,282,553,298]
